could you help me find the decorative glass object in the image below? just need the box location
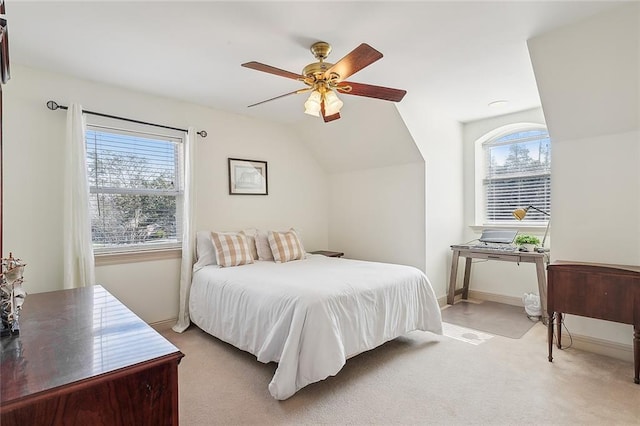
[1,253,27,337]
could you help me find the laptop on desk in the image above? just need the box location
[451,229,518,251]
[477,229,518,245]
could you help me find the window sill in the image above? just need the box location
[95,248,182,266]
[469,224,548,235]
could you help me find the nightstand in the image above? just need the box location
[310,250,344,258]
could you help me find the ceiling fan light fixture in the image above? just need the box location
[304,90,322,116]
[323,89,343,116]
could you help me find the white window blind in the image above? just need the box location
[86,125,184,252]
[483,129,551,224]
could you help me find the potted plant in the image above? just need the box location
[514,234,541,252]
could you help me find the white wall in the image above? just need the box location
[294,98,422,173]
[318,97,465,301]
[461,108,549,300]
[296,99,429,275]
[328,162,426,270]
[528,3,639,345]
[396,104,465,299]
[4,64,328,323]
[192,114,328,246]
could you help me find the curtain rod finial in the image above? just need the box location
[46,100,59,110]
[197,130,207,138]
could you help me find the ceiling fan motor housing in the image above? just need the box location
[302,61,334,78]
[303,41,335,79]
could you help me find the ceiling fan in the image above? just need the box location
[241,42,407,123]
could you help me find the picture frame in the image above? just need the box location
[228,158,268,195]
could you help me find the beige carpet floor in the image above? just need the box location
[161,321,639,425]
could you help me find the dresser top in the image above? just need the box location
[1,285,182,405]
[549,260,640,275]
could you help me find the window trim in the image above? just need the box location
[94,247,181,266]
[85,117,186,255]
[469,224,548,233]
[473,122,549,227]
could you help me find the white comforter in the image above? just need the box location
[189,254,442,400]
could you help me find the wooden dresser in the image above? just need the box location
[547,261,639,384]
[0,285,184,425]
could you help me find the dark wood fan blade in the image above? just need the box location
[241,61,305,80]
[247,88,310,108]
[337,81,407,102]
[321,100,341,123]
[323,112,341,122]
[324,43,383,82]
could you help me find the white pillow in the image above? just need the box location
[240,228,259,261]
[193,231,217,272]
[255,230,274,261]
[211,231,254,267]
[268,228,306,263]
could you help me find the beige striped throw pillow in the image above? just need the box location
[268,229,306,263]
[211,231,254,267]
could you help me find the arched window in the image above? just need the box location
[475,124,551,225]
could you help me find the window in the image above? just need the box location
[86,124,184,253]
[475,124,551,225]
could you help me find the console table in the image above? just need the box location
[448,245,549,320]
[547,261,639,384]
[0,285,184,425]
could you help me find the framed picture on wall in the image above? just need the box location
[228,158,268,195]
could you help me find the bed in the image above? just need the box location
[188,253,442,400]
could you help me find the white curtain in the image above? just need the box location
[63,103,95,289]
[173,128,197,332]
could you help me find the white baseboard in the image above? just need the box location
[559,331,633,363]
[150,318,177,333]
[467,290,523,307]
[438,291,523,308]
[445,290,633,363]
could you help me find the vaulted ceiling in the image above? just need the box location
[8,1,620,127]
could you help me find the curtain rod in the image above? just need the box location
[46,100,208,138]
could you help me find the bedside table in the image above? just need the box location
[310,250,344,258]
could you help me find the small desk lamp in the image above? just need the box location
[512,205,550,253]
